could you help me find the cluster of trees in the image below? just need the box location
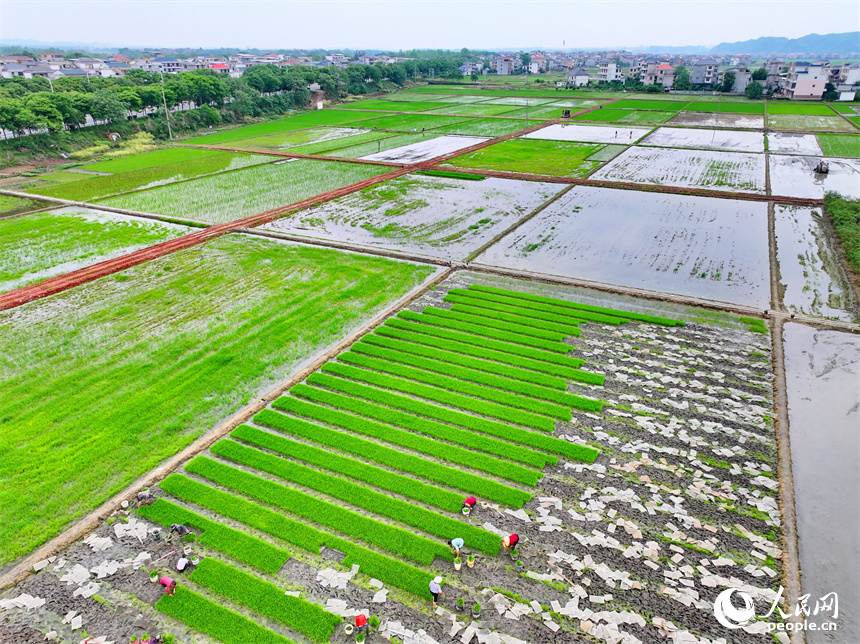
[0,57,469,139]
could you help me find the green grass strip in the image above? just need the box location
[293,355,596,463]
[349,343,602,412]
[451,288,626,325]
[443,293,583,337]
[211,439,500,555]
[398,309,571,354]
[423,306,567,342]
[362,334,568,389]
[469,285,683,326]
[232,424,463,512]
[338,351,572,420]
[321,361,560,430]
[384,317,583,370]
[186,456,448,565]
[289,378,544,479]
[372,326,584,380]
[155,586,296,644]
[161,473,433,597]
[414,169,485,180]
[138,498,289,574]
[258,405,532,507]
[189,558,340,642]
[284,375,550,468]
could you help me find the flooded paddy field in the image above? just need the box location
[666,112,765,129]
[359,135,489,163]
[769,155,860,199]
[590,147,767,194]
[524,123,651,144]
[426,103,522,117]
[774,205,857,321]
[476,186,771,307]
[766,133,823,156]
[0,207,191,294]
[783,324,860,642]
[641,127,764,153]
[260,173,562,260]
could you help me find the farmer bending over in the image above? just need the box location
[429,576,445,608]
[501,534,519,550]
[169,524,191,538]
[159,576,177,596]
[448,538,464,558]
[355,613,368,633]
[136,490,153,508]
[462,497,477,511]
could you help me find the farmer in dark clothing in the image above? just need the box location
[502,534,519,550]
[169,524,191,538]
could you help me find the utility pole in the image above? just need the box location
[159,70,173,140]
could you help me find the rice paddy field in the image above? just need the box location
[3,84,860,644]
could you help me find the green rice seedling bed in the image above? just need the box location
[211,439,500,555]
[426,103,523,116]
[320,362,560,430]
[186,111,382,145]
[25,152,272,202]
[469,285,683,325]
[384,317,584,371]
[767,115,851,132]
[337,350,576,418]
[85,147,223,172]
[0,210,189,294]
[443,294,582,336]
[288,368,550,468]
[256,407,532,507]
[349,343,601,412]
[231,424,464,511]
[766,103,837,116]
[0,194,52,217]
[0,234,429,566]
[828,104,858,114]
[413,169,486,180]
[816,134,860,158]
[362,334,569,389]
[325,133,434,158]
[682,102,765,114]
[160,474,433,597]
[433,119,531,137]
[338,100,450,112]
[586,144,627,162]
[189,558,341,642]
[500,105,570,119]
[423,306,566,342]
[445,138,601,177]
[138,498,289,574]
[291,375,547,477]
[397,310,571,354]
[227,127,387,154]
[611,100,687,111]
[850,116,860,128]
[155,586,296,644]
[99,159,390,224]
[573,109,672,124]
[452,288,626,325]
[358,114,469,132]
[186,456,449,564]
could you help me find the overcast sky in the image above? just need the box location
[1,0,857,51]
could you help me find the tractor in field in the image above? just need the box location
[813,160,830,174]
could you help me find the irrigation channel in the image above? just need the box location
[1,98,858,644]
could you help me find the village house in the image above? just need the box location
[565,67,590,86]
[778,61,829,99]
[597,60,623,83]
[690,58,718,86]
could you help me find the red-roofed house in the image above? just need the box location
[636,61,675,88]
[209,63,231,73]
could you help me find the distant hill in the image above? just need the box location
[709,32,859,55]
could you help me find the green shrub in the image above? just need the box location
[231,424,463,511]
[347,343,603,412]
[337,351,573,420]
[210,439,500,555]
[138,499,288,573]
[384,317,583,370]
[159,474,433,597]
[189,558,341,642]
[398,310,571,354]
[185,456,448,565]
[257,406,532,507]
[320,361,557,431]
[155,586,296,644]
[468,285,683,326]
